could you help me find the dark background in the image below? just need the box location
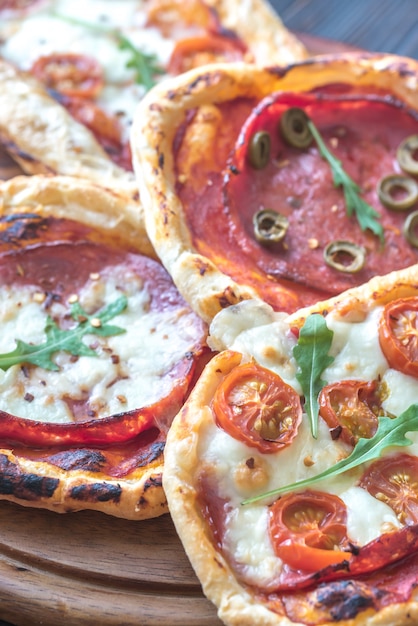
[269,0,418,59]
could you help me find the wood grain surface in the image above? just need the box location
[0,35,354,626]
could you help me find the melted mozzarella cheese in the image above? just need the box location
[206,300,418,583]
[0,0,174,139]
[0,266,203,423]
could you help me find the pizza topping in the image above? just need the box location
[269,490,350,571]
[217,91,418,306]
[318,380,382,446]
[302,110,384,242]
[30,52,104,98]
[279,107,313,149]
[0,295,127,371]
[213,362,302,453]
[378,297,418,377]
[397,134,418,176]
[253,209,289,245]
[293,314,334,438]
[404,210,418,247]
[359,453,418,525]
[323,240,366,273]
[248,130,271,169]
[243,404,418,504]
[377,174,418,211]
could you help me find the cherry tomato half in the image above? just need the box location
[269,490,349,571]
[213,362,302,453]
[319,379,381,446]
[359,453,418,525]
[378,297,418,378]
[168,34,247,75]
[31,53,104,98]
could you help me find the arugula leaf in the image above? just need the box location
[242,404,418,505]
[307,120,385,242]
[0,295,127,372]
[293,314,334,439]
[51,12,164,90]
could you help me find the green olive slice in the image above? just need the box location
[248,131,271,169]
[377,174,418,211]
[280,107,313,148]
[397,135,418,176]
[253,209,289,245]
[404,210,418,248]
[324,241,366,273]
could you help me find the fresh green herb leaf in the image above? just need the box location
[0,295,127,372]
[51,12,164,90]
[307,120,385,242]
[293,314,334,439]
[242,404,418,505]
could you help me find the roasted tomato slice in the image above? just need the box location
[168,34,247,74]
[269,490,349,571]
[31,53,104,98]
[55,94,132,171]
[359,453,418,525]
[318,379,382,446]
[213,362,302,453]
[378,297,418,378]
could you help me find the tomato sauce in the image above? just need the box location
[176,88,418,312]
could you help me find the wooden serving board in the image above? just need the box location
[0,35,358,626]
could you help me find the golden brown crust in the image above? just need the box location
[131,53,418,323]
[163,265,418,625]
[0,174,180,520]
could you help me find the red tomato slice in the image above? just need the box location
[213,362,302,453]
[0,0,43,14]
[378,297,418,378]
[31,53,104,98]
[318,379,381,446]
[55,94,133,171]
[359,453,418,525]
[269,490,349,571]
[168,34,247,74]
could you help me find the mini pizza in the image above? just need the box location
[0,0,307,189]
[132,53,418,323]
[163,264,418,626]
[0,174,208,520]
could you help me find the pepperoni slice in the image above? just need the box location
[0,213,207,447]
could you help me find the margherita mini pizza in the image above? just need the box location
[0,174,208,520]
[132,53,418,323]
[163,264,418,626]
[0,0,307,189]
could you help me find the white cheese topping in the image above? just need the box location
[206,299,418,584]
[0,264,203,423]
[0,0,175,140]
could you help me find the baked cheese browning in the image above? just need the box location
[163,266,418,625]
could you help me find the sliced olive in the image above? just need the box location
[280,107,313,149]
[253,209,289,245]
[324,241,366,273]
[377,174,418,211]
[397,135,418,176]
[404,210,418,248]
[248,131,271,169]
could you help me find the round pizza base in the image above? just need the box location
[132,52,418,323]
[163,264,418,624]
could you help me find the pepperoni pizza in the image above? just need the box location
[132,53,418,322]
[0,174,208,519]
